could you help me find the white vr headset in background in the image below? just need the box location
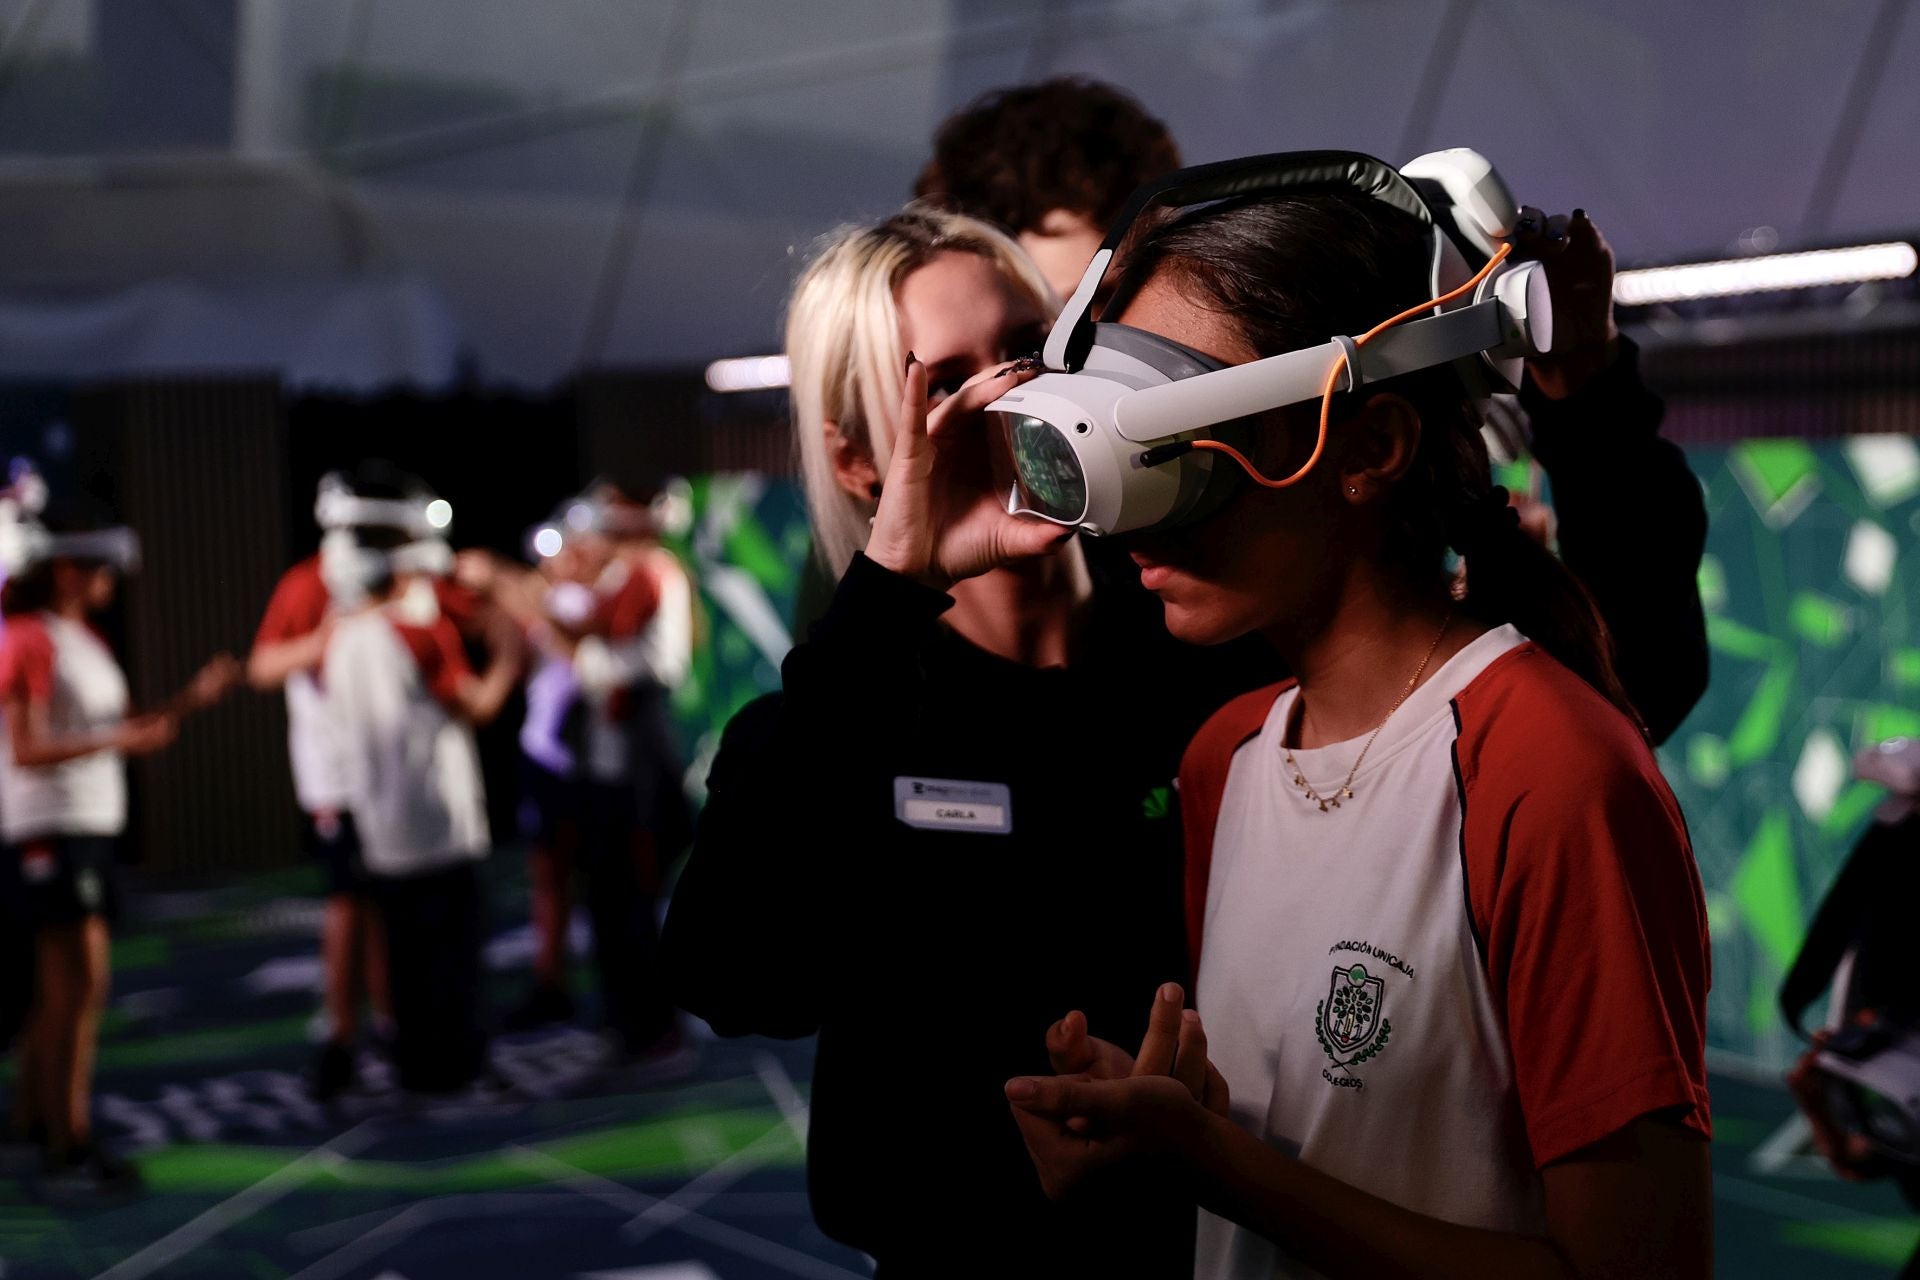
[313,471,455,606]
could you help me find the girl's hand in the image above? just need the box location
[1512,207,1619,400]
[184,653,241,710]
[1046,1008,1137,1081]
[1004,1074,1206,1200]
[118,713,179,756]
[864,356,1072,590]
[1012,983,1232,1196]
[1048,984,1232,1114]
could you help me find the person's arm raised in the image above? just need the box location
[865,355,1069,591]
[1514,208,1708,742]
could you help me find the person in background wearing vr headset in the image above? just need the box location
[0,474,236,1198]
[662,205,1272,1274]
[300,464,521,1096]
[463,482,694,1067]
[249,462,497,1102]
[921,78,1707,745]
[978,155,1710,1278]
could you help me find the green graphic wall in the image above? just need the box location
[672,437,1920,1070]
[659,473,813,800]
[1661,434,1919,1068]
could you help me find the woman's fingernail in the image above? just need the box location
[1573,208,1587,220]
[1005,1078,1038,1101]
[904,351,917,373]
[1182,1009,1199,1025]
[1159,982,1181,1003]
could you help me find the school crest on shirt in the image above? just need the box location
[1316,963,1392,1077]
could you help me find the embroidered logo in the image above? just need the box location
[1316,963,1392,1075]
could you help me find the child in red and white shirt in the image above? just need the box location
[248,467,491,1100]
[475,485,692,1059]
[997,194,1712,1278]
[1,509,233,1195]
[323,517,520,1095]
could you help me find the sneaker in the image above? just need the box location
[501,983,576,1033]
[308,1039,358,1102]
[37,1144,142,1204]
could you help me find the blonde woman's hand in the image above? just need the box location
[864,356,1072,590]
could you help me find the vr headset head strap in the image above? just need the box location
[1046,151,1434,374]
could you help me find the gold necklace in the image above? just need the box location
[1283,610,1454,812]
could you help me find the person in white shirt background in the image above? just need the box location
[321,474,522,1095]
[0,483,236,1197]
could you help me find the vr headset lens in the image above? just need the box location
[1003,414,1088,524]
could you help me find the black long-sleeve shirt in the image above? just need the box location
[1525,336,1709,744]
[662,550,1272,1272]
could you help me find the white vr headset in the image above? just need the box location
[0,520,142,576]
[984,148,1553,536]
[524,479,690,563]
[313,472,454,604]
[314,471,451,540]
[0,462,142,576]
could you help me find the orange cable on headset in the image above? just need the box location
[1187,242,1515,489]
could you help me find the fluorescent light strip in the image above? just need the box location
[705,354,791,393]
[1614,241,1918,306]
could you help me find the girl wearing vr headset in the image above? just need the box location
[993,179,1712,1276]
[662,206,1275,1273]
[1,503,236,1197]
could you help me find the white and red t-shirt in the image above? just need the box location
[1179,626,1710,1279]
[0,613,132,842]
[323,587,488,876]
[255,556,478,813]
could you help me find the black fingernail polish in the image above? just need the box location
[868,482,883,500]
[1573,208,1587,219]
[904,351,917,372]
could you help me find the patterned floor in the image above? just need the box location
[0,860,1912,1279]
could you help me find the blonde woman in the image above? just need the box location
[662,206,1274,1274]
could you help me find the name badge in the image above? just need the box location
[894,776,1013,834]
